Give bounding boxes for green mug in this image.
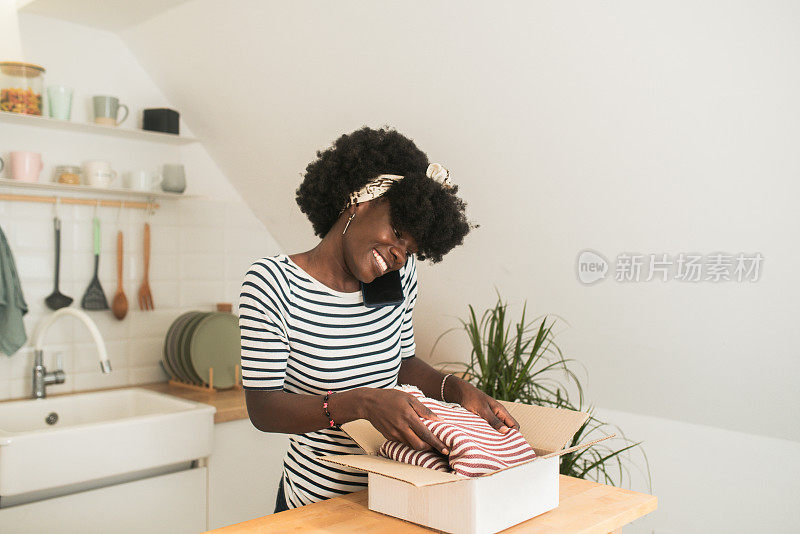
[93,95,128,126]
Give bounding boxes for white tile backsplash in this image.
[180,254,226,280]
[0,375,12,399]
[225,202,262,229]
[225,254,259,284]
[148,225,180,254]
[142,204,180,226]
[127,309,178,339]
[78,312,130,342]
[67,220,95,253]
[127,364,169,385]
[148,253,180,281]
[9,199,59,221]
[180,226,226,254]
[12,217,54,252]
[224,226,264,255]
[10,378,30,399]
[14,253,52,283]
[128,337,163,367]
[0,198,281,401]
[225,281,244,315]
[74,340,127,372]
[147,281,181,308]
[180,280,226,309]
[72,368,130,391]
[180,199,230,227]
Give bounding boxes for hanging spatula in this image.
[45,216,73,310]
[81,216,109,310]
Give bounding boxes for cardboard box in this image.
[321,400,613,534]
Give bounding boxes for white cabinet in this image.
[0,466,206,534]
[208,419,289,530]
[0,417,290,533]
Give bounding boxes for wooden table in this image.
[206,475,657,533]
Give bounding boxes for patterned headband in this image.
[340,163,453,214]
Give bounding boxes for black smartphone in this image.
[361,270,404,308]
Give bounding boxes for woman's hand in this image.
[362,388,450,455]
[448,378,520,434]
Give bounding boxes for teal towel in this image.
[0,224,28,356]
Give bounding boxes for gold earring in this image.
[342,212,355,235]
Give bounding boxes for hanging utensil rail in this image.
[0,193,159,210]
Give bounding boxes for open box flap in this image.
[319,453,468,487]
[539,433,616,460]
[498,400,590,453]
[340,418,385,455]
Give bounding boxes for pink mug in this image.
[5,151,44,182]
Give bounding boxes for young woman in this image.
[239,126,519,512]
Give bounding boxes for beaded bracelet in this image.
[440,373,453,402]
[323,390,337,428]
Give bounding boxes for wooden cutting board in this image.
[204,475,656,533]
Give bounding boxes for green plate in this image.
[165,311,200,383]
[178,312,208,385]
[189,312,240,389]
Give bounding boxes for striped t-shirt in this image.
[380,385,537,477]
[238,252,418,509]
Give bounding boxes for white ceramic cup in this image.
[83,160,117,188]
[124,169,163,191]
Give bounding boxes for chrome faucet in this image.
[32,308,112,399]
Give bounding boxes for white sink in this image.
[0,388,216,498]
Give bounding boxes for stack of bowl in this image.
[162,311,240,389]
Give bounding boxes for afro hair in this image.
[295,126,478,264]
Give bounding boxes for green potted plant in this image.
[431,289,652,491]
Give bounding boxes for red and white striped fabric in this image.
[378,385,536,477]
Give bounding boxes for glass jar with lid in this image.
[54,165,82,185]
[0,62,46,115]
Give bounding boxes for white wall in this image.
[113,2,800,532]
[0,14,280,399]
[118,0,800,442]
[5,3,799,532]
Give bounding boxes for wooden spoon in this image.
[111,230,128,320]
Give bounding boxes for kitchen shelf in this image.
[0,179,193,200]
[0,111,199,145]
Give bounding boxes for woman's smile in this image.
[372,248,388,275]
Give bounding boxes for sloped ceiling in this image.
[17,1,800,442]
[18,0,193,31]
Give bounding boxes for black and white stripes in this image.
[239,253,418,508]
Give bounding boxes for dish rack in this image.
[162,304,244,394]
[167,364,244,393]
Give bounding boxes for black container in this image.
[143,108,179,135]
